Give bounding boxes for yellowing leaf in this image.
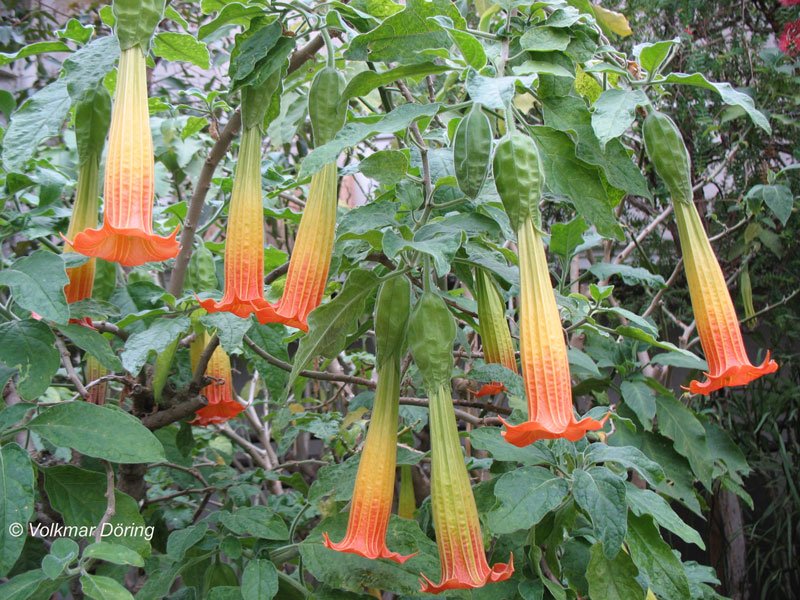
[594,5,633,38]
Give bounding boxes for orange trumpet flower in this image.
[673,200,778,394]
[198,125,278,319]
[473,268,518,397]
[189,332,244,426]
[69,47,179,266]
[501,220,606,447]
[258,162,338,331]
[64,156,100,304]
[421,381,514,593]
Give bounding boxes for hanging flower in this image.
[779,1,800,7]
[189,332,244,426]
[64,157,100,304]
[473,268,518,397]
[198,125,279,320]
[324,277,412,562]
[501,220,607,447]
[779,19,800,57]
[673,200,778,394]
[258,162,338,331]
[68,47,179,267]
[420,382,514,593]
[84,355,107,405]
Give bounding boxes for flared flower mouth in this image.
[190,398,244,426]
[475,382,506,397]
[322,532,416,564]
[68,225,179,267]
[688,351,778,395]
[255,303,310,331]
[198,294,278,321]
[501,412,609,447]
[419,555,514,594]
[190,333,245,426]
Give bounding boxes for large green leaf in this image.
[586,543,645,600]
[0,444,35,576]
[201,312,251,355]
[120,316,191,374]
[626,513,691,600]
[28,403,165,463]
[625,484,705,549]
[57,323,123,372]
[287,269,381,391]
[470,427,555,465]
[62,35,120,100]
[572,467,627,558]
[341,62,450,100]
[584,443,665,487]
[591,89,649,148]
[656,395,713,489]
[486,466,570,534]
[219,507,289,540]
[152,32,209,68]
[113,0,166,51]
[44,465,150,555]
[81,574,135,600]
[619,380,657,431]
[0,251,69,323]
[0,41,70,67]
[242,559,278,600]
[0,320,60,400]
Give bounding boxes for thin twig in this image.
[94,461,116,543]
[55,337,88,399]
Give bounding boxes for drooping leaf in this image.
[586,543,645,600]
[0,320,60,400]
[486,466,570,534]
[625,484,705,549]
[656,395,713,489]
[241,559,279,600]
[0,444,35,576]
[152,32,210,68]
[572,467,627,558]
[57,323,123,372]
[626,513,692,600]
[0,250,69,323]
[120,316,191,374]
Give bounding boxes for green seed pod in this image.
[492,133,543,231]
[741,264,757,330]
[642,111,693,204]
[453,103,493,199]
[408,292,456,388]
[153,336,180,404]
[375,276,411,369]
[309,66,347,146]
[188,243,219,292]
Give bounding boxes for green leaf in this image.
[0,41,71,67]
[0,570,62,600]
[431,17,486,69]
[592,89,650,148]
[530,127,624,240]
[152,32,209,68]
[584,443,665,487]
[219,507,289,540]
[242,559,278,600]
[2,80,71,172]
[342,150,409,187]
[549,216,588,259]
[572,467,627,558]
[308,455,360,504]
[62,36,120,101]
[0,320,60,400]
[486,465,570,534]
[345,0,465,64]
[120,316,191,374]
[382,229,459,277]
[167,523,208,560]
[470,427,555,465]
[341,62,450,101]
[568,347,603,379]
[661,72,771,133]
[44,465,150,556]
[0,403,33,431]
[626,513,692,600]
[81,573,134,600]
[57,324,122,372]
[520,27,571,51]
[58,18,95,43]
[198,2,264,40]
[75,85,112,165]
[745,184,794,226]
[633,38,679,74]
[200,313,251,355]
[0,251,69,323]
[625,484,705,549]
[287,270,381,390]
[465,69,534,110]
[0,444,35,576]
[467,362,525,397]
[620,380,657,430]
[113,0,166,51]
[244,323,289,401]
[656,394,713,489]
[83,542,145,567]
[586,543,645,600]
[300,103,441,178]
[615,325,703,365]
[28,403,165,463]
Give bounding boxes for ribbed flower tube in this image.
[259,162,338,331]
[501,219,606,447]
[64,156,100,304]
[474,268,518,397]
[673,200,778,394]
[69,47,179,266]
[324,276,411,562]
[189,333,244,426]
[421,382,514,593]
[199,126,277,319]
[84,354,107,406]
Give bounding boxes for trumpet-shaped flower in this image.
[198,126,278,319]
[474,268,518,397]
[69,47,179,266]
[84,355,107,405]
[673,200,778,394]
[323,363,414,562]
[258,162,338,331]
[501,220,607,447]
[189,333,244,426]
[420,382,514,593]
[64,157,100,304]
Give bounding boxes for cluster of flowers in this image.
[779,0,800,57]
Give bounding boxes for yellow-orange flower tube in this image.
[64,156,100,304]
[189,332,244,426]
[674,200,778,394]
[501,220,606,447]
[474,268,518,397]
[259,162,338,331]
[69,47,179,266]
[198,126,278,319]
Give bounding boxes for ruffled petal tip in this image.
[419,555,514,594]
[500,413,609,447]
[190,400,244,426]
[67,225,179,267]
[688,352,778,395]
[322,533,416,564]
[255,305,310,332]
[475,382,505,397]
[197,295,275,321]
